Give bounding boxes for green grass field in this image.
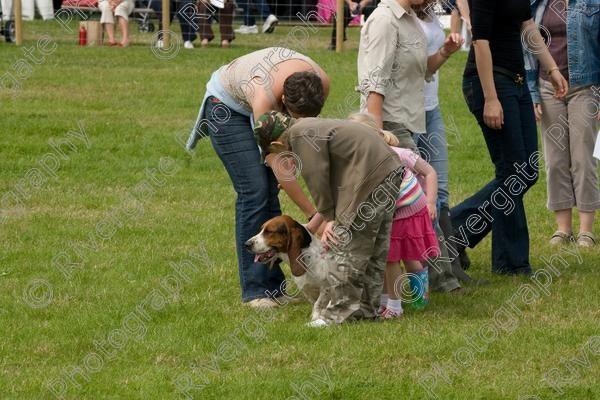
[1,19,599,400]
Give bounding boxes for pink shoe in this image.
[377,304,387,315]
[380,308,403,320]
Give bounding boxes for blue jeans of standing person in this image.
[152,0,197,42]
[242,0,272,26]
[203,96,286,301]
[414,106,450,216]
[452,73,538,275]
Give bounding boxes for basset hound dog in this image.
[245,215,332,322]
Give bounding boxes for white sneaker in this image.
[306,318,332,328]
[155,39,163,47]
[262,14,278,33]
[246,298,278,309]
[235,25,258,34]
[184,40,194,49]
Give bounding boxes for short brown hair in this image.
[283,72,325,117]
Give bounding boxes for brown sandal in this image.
[549,231,573,246]
[577,232,596,248]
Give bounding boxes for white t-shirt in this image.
[418,18,445,111]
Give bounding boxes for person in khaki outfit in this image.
[254,112,402,327]
[525,0,599,248]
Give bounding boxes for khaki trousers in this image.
[539,79,599,212]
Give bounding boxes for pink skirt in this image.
[387,206,441,262]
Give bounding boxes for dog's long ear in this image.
[287,221,309,276]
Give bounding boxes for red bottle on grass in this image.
[79,26,87,46]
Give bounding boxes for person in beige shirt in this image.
[357,0,462,148]
[187,48,330,309]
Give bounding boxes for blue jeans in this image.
[452,73,538,275]
[415,106,450,208]
[242,0,272,26]
[203,96,286,301]
[152,0,198,42]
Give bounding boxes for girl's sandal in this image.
[577,232,596,248]
[549,231,572,246]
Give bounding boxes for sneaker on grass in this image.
[246,298,278,308]
[306,318,332,328]
[235,25,258,34]
[262,14,278,33]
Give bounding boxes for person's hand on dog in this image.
[305,212,324,234]
[315,220,328,237]
[321,221,339,252]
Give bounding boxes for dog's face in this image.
[245,216,290,264]
[245,215,312,275]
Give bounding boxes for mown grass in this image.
[0,19,599,400]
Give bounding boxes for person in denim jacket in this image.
[524,0,600,248]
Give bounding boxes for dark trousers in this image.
[203,97,286,301]
[452,73,538,275]
[240,0,272,26]
[152,0,198,42]
[330,0,378,46]
[198,0,235,42]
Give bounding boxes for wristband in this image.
[307,212,317,222]
[547,66,560,75]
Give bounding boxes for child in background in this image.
[348,113,440,319]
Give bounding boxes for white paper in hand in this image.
[210,0,225,8]
[594,130,600,160]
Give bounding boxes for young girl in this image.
[349,113,440,319]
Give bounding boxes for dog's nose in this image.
[244,239,253,250]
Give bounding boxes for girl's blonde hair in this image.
[347,112,400,147]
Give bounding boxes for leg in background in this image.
[197,0,215,42]
[113,0,133,46]
[177,0,198,43]
[117,16,129,46]
[99,1,116,44]
[244,0,256,26]
[386,262,402,300]
[579,210,596,236]
[330,1,352,48]
[539,78,573,236]
[322,176,398,324]
[153,0,177,37]
[404,260,429,309]
[381,261,403,318]
[565,84,600,239]
[255,0,272,20]
[554,208,573,235]
[419,107,463,290]
[453,75,537,274]
[219,0,236,44]
[361,208,395,315]
[487,75,538,273]
[204,98,285,302]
